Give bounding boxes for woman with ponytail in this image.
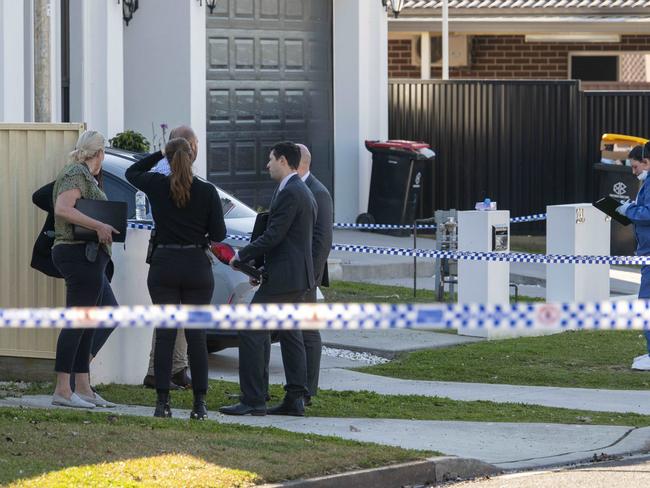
[126,137,226,420]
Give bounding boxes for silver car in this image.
[101,148,257,352]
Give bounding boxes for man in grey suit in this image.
[296,144,333,406]
[219,141,317,417]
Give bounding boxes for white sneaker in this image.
[633,353,649,363]
[77,392,117,408]
[52,393,95,409]
[632,355,650,371]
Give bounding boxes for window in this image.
[103,172,137,219]
[571,55,618,82]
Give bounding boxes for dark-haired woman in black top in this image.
[126,138,226,420]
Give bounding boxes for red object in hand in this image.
[210,242,235,265]
[210,242,263,281]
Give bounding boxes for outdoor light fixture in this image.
[206,0,218,14]
[388,0,405,18]
[120,0,139,26]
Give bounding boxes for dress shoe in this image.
[171,368,192,389]
[218,402,266,416]
[143,374,181,390]
[190,394,208,420]
[52,393,95,409]
[267,396,305,416]
[77,391,116,408]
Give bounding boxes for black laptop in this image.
[73,199,128,242]
[594,197,632,226]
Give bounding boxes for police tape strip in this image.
[333,222,437,230]
[509,213,547,223]
[2,300,650,331]
[126,223,647,265]
[330,243,650,265]
[126,212,547,233]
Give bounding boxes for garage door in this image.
[206,0,333,209]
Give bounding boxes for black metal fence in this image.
[388,80,650,233]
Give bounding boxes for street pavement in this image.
[452,455,650,487]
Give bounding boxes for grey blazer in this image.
[238,174,317,296]
[305,173,333,287]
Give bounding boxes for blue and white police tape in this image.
[3,300,650,331]
[127,212,547,233]
[333,222,437,230]
[510,213,547,223]
[330,243,650,266]
[125,222,646,266]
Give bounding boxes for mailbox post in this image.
[546,204,610,303]
[457,210,510,338]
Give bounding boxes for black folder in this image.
[594,197,632,226]
[249,212,269,268]
[73,199,128,242]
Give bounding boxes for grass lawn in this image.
[16,378,650,429]
[360,330,650,390]
[323,280,440,303]
[324,280,542,305]
[0,407,430,487]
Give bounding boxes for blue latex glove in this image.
[616,200,632,216]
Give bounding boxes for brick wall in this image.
[388,35,650,86]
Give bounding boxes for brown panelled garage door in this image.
[206,0,333,209]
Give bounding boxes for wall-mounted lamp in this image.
[383,0,405,18]
[118,0,139,26]
[206,0,218,14]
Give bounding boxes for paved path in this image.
[1,395,649,470]
[210,348,650,415]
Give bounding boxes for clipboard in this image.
[594,197,632,226]
[73,199,128,242]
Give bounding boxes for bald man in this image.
[295,143,333,405]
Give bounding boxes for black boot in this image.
[267,395,305,416]
[190,393,208,420]
[154,390,172,418]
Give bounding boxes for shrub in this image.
[109,130,151,153]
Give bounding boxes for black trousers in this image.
[52,244,117,374]
[302,287,321,397]
[239,289,308,407]
[148,248,213,394]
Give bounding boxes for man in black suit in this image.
[296,144,333,406]
[219,141,317,417]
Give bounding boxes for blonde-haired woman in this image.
[51,130,119,409]
[126,138,226,419]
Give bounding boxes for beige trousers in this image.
[146,329,188,376]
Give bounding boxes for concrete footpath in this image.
[210,344,650,416]
[1,394,649,472]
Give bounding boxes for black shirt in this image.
[125,150,226,245]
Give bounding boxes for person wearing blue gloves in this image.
[617,142,650,370]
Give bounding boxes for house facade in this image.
[0,0,389,223]
[389,0,650,89]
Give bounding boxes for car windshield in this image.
[102,150,257,220]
